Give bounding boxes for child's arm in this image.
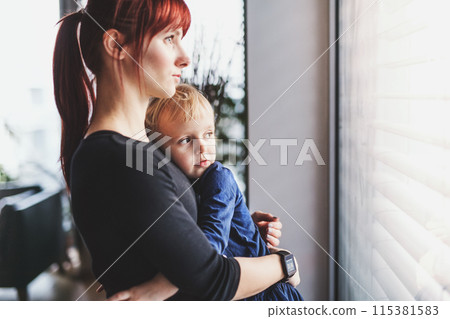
[197,166,237,254]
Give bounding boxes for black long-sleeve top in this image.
[70,130,240,300]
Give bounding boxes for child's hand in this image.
[251,211,282,247]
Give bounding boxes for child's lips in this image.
[199,160,209,167]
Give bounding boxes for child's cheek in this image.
[172,148,191,167]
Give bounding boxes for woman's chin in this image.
[149,86,176,99]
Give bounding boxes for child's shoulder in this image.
[196,162,244,198]
[200,162,236,186]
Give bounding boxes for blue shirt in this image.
[196,162,269,258]
[194,162,303,301]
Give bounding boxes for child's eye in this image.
[205,132,214,138]
[179,137,191,144]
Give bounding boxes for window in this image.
[0,1,61,185]
[184,0,247,192]
[338,0,450,300]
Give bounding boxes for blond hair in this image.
[145,84,213,131]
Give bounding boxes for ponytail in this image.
[53,11,95,188]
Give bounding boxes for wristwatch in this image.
[275,250,297,282]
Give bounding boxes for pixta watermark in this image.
[126,130,325,176]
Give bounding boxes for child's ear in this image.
[102,29,127,60]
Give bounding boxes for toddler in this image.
[146,84,303,301]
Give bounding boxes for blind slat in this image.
[370,172,450,236]
[377,94,450,100]
[372,249,415,301]
[373,194,450,289]
[372,121,450,150]
[379,56,448,68]
[378,20,427,40]
[372,147,450,196]
[373,221,448,300]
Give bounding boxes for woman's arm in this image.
[115,159,243,300]
[108,253,300,301]
[107,255,283,301]
[232,254,284,300]
[107,147,294,300]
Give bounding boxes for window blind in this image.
[338,0,450,300]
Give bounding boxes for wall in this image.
[246,0,330,300]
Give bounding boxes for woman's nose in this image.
[176,45,191,69]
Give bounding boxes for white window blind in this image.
[338,0,450,300]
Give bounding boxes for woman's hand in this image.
[251,211,282,248]
[107,272,178,301]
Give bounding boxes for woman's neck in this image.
[86,75,150,142]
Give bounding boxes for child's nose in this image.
[193,139,204,155]
[199,143,208,153]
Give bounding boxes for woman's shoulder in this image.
[77,129,148,153]
[74,130,122,154]
[73,130,168,168]
[71,130,188,189]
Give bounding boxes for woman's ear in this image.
[103,29,127,60]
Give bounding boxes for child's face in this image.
[158,106,216,179]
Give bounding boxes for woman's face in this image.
[141,27,190,98]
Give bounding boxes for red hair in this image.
[53,0,191,187]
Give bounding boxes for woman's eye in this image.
[179,137,191,144]
[165,35,174,44]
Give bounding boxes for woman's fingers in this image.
[107,291,132,301]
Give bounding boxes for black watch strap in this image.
[275,250,296,283]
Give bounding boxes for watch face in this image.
[286,257,296,274]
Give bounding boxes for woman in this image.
[53,0,299,300]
